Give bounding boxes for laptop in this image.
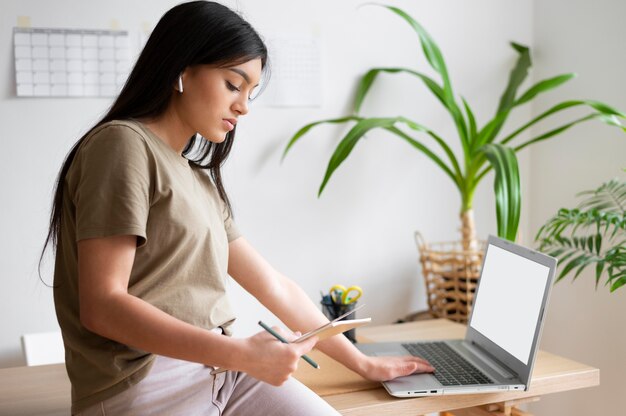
[356,235,557,397]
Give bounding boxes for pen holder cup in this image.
[320,297,357,343]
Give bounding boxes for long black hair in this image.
[41,1,268,267]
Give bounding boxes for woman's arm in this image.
[227,237,434,381]
[77,234,317,386]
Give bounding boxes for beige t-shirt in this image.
[53,120,241,413]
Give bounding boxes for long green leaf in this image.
[610,276,626,292]
[384,125,460,188]
[462,97,478,141]
[608,247,626,291]
[352,67,470,155]
[394,117,461,179]
[474,112,615,185]
[558,249,579,265]
[353,67,445,114]
[481,143,521,241]
[573,261,593,281]
[473,43,531,151]
[375,5,469,148]
[496,43,531,115]
[557,254,591,282]
[474,111,509,152]
[317,118,457,195]
[379,5,451,95]
[500,100,626,145]
[473,74,576,153]
[282,116,362,161]
[513,114,598,152]
[596,261,606,288]
[515,73,577,106]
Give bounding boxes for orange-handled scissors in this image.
[329,284,363,305]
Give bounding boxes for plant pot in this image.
[415,232,486,324]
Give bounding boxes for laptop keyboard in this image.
[402,342,493,386]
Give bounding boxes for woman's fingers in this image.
[272,326,299,343]
[413,356,433,367]
[412,359,435,373]
[412,356,435,372]
[291,335,318,356]
[359,355,435,381]
[391,357,434,378]
[239,326,319,386]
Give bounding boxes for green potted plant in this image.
[283,4,625,248]
[282,5,625,321]
[536,176,626,292]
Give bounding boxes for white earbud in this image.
[177,75,184,93]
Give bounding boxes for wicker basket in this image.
[415,232,486,323]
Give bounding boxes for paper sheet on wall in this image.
[256,34,322,107]
[13,27,131,98]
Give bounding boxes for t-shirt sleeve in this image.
[71,124,152,246]
[223,200,241,243]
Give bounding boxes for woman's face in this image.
[177,58,262,143]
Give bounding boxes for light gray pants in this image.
[78,355,340,416]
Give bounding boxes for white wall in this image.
[529,0,626,414]
[0,0,534,368]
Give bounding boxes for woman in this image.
[43,2,434,414]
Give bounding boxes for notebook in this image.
[356,235,557,397]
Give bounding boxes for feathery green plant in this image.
[282,4,626,248]
[536,179,626,292]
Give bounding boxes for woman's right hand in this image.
[237,327,318,386]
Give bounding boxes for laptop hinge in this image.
[463,341,517,380]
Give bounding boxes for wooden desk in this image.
[0,320,599,416]
[295,319,600,415]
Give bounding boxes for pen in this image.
[258,321,320,370]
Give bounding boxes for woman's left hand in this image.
[357,355,435,381]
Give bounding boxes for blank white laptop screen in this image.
[470,244,550,364]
